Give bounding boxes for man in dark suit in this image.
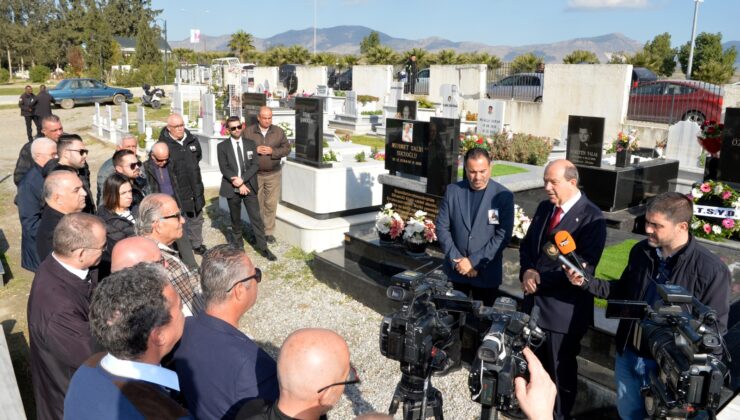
[28,213,106,420]
[37,170,88,261]
[217,116,276,261]
[436,147,514,305]
[519,159,606,420]
[172,245,279,419]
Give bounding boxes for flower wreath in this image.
[688,181,740,240]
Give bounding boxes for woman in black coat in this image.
[97,173,137,277]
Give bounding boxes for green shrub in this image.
[489,133,552,166]
[417,97,435,109]
[360,110,382,115]
[30,65,51,83]
[357,94,379,104]
[112,63,174,87]
[0,68,9,83]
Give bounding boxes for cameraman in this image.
[516,347,558,420]
[565,192,731,420]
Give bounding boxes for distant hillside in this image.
[170,25,643,63]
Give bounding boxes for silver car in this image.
[486,72,543,102]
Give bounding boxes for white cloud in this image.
[567,0,650,9]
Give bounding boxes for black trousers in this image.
[451,283,499,306]
[24,116,35,142]
[226,193,267,250]
[535,328,584,420]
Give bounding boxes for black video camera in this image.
[607,284,728,418]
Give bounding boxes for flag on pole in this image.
[190,29,201,44]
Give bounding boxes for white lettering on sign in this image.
[694,205,740,219]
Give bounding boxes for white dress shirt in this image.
[100,353,180,391]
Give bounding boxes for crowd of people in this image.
[13,94,731,419]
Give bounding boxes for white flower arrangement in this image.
[375,203,404,239]
[512,204,531,239]
[403,210,437,244]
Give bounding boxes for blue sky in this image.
[153,0,739,47]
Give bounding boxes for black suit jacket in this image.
[519,194,606,334]
[37,206,65,262]
[217,137,259,198]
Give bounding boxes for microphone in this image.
[553,231,591,285]
[542,242,583,276]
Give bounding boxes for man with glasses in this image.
[172,244,279,419]
[37,170,89,262]
[237,328,354,420]
[112,149,148,209]
[138,194,204,316]
[160,113,207,255]
[244,106,291,245]
[14,114,65,186]
[96,133,138,206]
[565,192,730,420]
[44,134,95,214]
[27,213,106,420]
[218,116,276,261]
[17,137,57,272]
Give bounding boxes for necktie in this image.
[236,141,247,178]
[548,206,563,233]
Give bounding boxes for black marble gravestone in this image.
[566,115,605,168]
[427,117,460,197]
[242,92,266,128]
[385,118,429,176]
[397,99,417,120]
[719,107,740,186]
[289,97,330,168]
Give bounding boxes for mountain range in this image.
[171,25,740,65]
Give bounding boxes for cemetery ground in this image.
[0,105,489,419]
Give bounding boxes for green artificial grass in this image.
[593,239,638,308]
[350,135,385,150]
[456,164,528,179]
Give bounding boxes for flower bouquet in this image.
[459,131,492,156]
[512,205,532,241]
[375,203,404,243]
[611,129,639,167]
[688,181,740,241]
[403,210,437,254]
[697,120,723,156]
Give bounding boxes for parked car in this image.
[49,78,133,109]
[414,68,430,94]
[329,68,352,91]
[631,67,658,88]
[627,80,723,125]
[486,73,544,102]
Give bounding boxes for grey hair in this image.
[136,193,169,235]
[200,244,250,306]
[53,213,104,257]
[43,170,75,202]
[119,133,137,147]
[31,137,55,158]
[545,160,580,183]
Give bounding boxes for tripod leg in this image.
[433,389,443,420]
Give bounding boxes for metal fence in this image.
[485,63,544,102]
[625,79,724,125]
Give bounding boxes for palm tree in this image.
[340,54,359,69]
[364,45,398,65]
[511,52,544,73]
[435,49,457,65]
[400,48,429,67]
[563,50,600,64]
[228,30,255,62]
[285,45,310,64]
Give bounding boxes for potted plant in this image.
[697,120,723,180]
[375,203,404,244]
[402,210,437,255]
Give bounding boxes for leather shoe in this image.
[258,248,277,261]
[266,235,276,244]
[193,245,207,255]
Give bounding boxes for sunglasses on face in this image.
[159,212,182,221]
[129,161,142,170]
[153,156,169,163]
[228,124,243,131]
[68,149,89,156]
[226,267,263,292]
[316,365,360,393]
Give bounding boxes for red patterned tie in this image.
[548,207,563,233]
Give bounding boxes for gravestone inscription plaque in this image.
[385,118,429,176]
[566,115,605,167]
[290,97,330,168]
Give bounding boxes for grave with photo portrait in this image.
[289,97,330,168]
[242,92,267,128]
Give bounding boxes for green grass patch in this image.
[350,135,385,150]
[284,246,315,263]
[593,239,637,308]
[457,164,528,179]
[128,99,172,123]
[0,84,56,96]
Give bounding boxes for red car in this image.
[627,80,723,125]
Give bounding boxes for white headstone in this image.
[94,102,101,125]
[477,99,506,136]
[120,102,129,132]
[440,84,459,119]
[145,126,152,141]
[316,85,329,96]
[202,93,216,136]
[666,120,703,170]
[171,89,184,116]
[344,91,358,117]
[106,105,113,128]
[137,105,146,133]
[390,82,404,105]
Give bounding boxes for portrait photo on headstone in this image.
[566,115,605,168]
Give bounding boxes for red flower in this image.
[476,138,483,144]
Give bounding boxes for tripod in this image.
[388,367,444,420]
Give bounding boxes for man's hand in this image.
[515,347,557,420]
[238,185,249,195]
[466,268,478,278]
[230,176,243,187]
[453,257,473,276]
[521,269,540,295]
[256,145,273,155]
[563,263,587,287]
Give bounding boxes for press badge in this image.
[488,209,499,225]
[189,145,197,152]
[247,151,254,160]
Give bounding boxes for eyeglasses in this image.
[68,149,89,156]
[228,125,243,131]
[129,161,142,170]
[152,155,169,163]
[226,267,263,292]
[317,365,360,393]
[159,212,182,221]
